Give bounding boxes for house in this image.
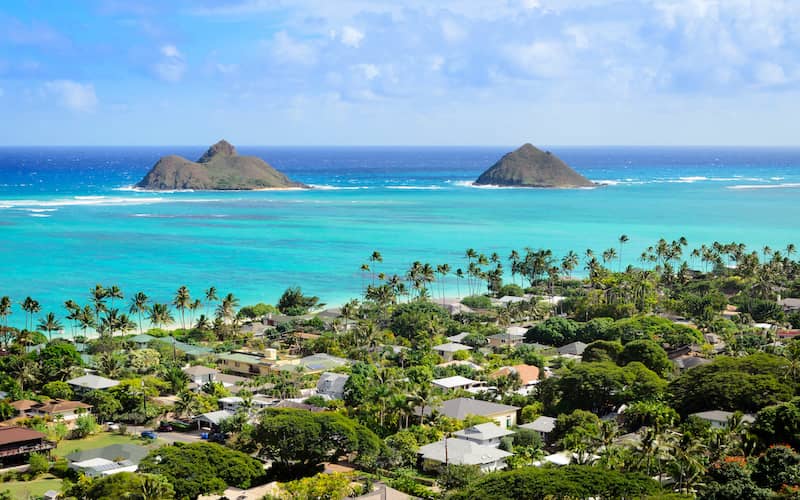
[8,400,39,418]
[453,422,514,448]
[445,303,473,315]
[437,360,483,371]
[432,343,472,362]
[217,395,275,413]
[194,410,235,430]
[67,374,120,395]
[505,326,528,336]
[779,298,800,313]
[217,352,275,377]
[273,353,351,374]
[557,341,587,357]
[672,355,712,371]
[421,397,520,428]
[183,365,220,389]
[0,427,55,465]
[272,400,325,412]
[351,482,411,500]
[418,438,512,472]
[432,376,485,392]
[778,329,800,340]
[27,400,93,421]
[126,334,157,349]
[316,372,349,400]
[487,333,525,348]
[197,482,282,500]
[67,444,148,478]
[447,332,471,343]
[490,364,540,389]
[690,410,756,429]
[153,336,215,359]
[519,415,556,443]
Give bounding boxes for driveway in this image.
[126,425,204,445]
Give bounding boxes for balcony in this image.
[0,441,56,458]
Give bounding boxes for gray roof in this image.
[673,356,712,370]
[418,438,512,465]
[557,341,587,356]
[67,374,120,390]
[519,415,556,433]
[183,365,220,377]
[690,410,755,424]
[779,298,800,308]
[423,397,519,419]
[453,422,514,441]
[447,332,471,343]
[316,372,349,397]
[433,342,473,353]
[195,409,234,425]
[274,353,351,372]
[67,444,148,464]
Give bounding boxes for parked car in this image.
[141,430,157,440]
[106,422,120,431]
[208,432,229,443]
[157,422,173,432]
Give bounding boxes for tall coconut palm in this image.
[148,303,174,330]
[369,250,383,286]
[129,292,150,335]
[0,296,12,348]
[173,286,191,331]
[204,286,219,318]
[77,305,96,339]
[90,284,108,321]
[63,300,80,339]
[107,285,123,310]
[618,234,629,272]
[188,299,202,327]
[561,251,579,279]
[21,297,40,331]
[37,312,63,342]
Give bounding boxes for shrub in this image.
[460,295,493,309]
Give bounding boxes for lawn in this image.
[53,432,162,458]
[0,475,62,499]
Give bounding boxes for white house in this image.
[316,372,349,400]
[418,438,512,472]
[453,422,514,448]
[217,395,274,413]
[690,410,755,429]
[432,376,485,392]
[519,415,556,443]
[432,343,472,362]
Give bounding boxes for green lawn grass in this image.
[53,432,162,458]
[0,476,62,499]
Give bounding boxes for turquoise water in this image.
[1,146,799,329]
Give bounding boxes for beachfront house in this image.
[453,422,514,448]
[126,334,157,350]
[432,376,486,393]
[432,343,472,362]
[67,374,120,396]
[421,397,520,428]
[690,410,756,429]
[519,415,557,443]
[418,438,512,472]
[183,365,220,389]
[0,427,55,466]
[273,353,351,374]
[217,351,276,377]
[194,410,235,431]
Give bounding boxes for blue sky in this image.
[1,0,799,145]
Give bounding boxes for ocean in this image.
[1,146,799,330]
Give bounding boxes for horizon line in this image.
[3,144,800,148]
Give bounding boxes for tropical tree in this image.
[0,296,12,347]
[37,312,63,342]
[129,291,150,334]
[173,286,191,331]
[148,303,174,330]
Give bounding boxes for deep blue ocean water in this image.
[1,146,799,330]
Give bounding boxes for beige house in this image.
[420,397,519,428]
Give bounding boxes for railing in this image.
[0,441,56,458]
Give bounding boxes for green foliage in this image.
[237,302,278,319]
[254,409,381,478]
[520,402,544,424]
[669,353,795,415]
[609,315,703,346]
[128,348,161,374]
[623,400,679,432]
[277,287,320,316]
[283,472,355,499]
[460,295,493,309]
[384,430,420,467]
[42,380,74,400]
[752,397,800,449]
[733,295,785,323]
[27,452,49,476]
[86,471,175,500]
[139,442,264,499]
[582,339,623,363]
[448,465,661,499]
[618,339,672,377]
[83,390,123,422]
[551,410,601,445]
[72,414,100,438]
[0,401,15,421]
[34,340,82,383]
[497,284,524,297]
[678,291,728,319]
[525,317,579,346]
[700,461,773,500]
[389,302,451,344]
[437,464,482,491]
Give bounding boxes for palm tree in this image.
[63,300,80,339]
[561,251,579,279]
[173,286,191,331]
[0,296,12,348]
[194,314,213,330]
[107,285,123,309]
[602,247,618,267]
[77,305,96,339]
[148,303,174,330]
[618,234,629,272]
[37,312,63,342]
[369,250,383,286]
[163,366,189,394]
[21,297,38,331]
[129,292,150,334]
[204,286,219,318]
[90,284,108,320]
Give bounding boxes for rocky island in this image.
[474,143,595,188]
[136,140,307,190]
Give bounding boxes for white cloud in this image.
[354,63,380,80]
[440,19,467,43]
[270,31,317,65]
[153,44,187,82]
[43,80,98,112]
[340,26,365,47]
[505,40,570,78]
[755,62,787,86]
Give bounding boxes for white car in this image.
[106,422,120,431]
